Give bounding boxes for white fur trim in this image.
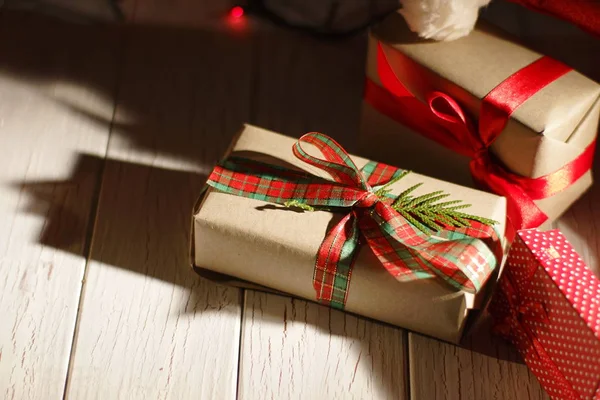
[399,0,491,41]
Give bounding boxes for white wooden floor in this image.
[1,2,599,399]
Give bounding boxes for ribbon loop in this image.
[427,91,481,155]
[293,132,369,190]
[428,92,468,126]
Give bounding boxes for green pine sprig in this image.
[388,174,498,235]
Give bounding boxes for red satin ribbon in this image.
[366,43,596,230]
[494,275,580,399]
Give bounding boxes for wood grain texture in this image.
[237,20,408,400]
[409,323,549,400]
[240,292,407,400]
[0,12,118,400]
[64,14,253,400]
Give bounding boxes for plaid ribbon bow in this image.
[207,132,502,309]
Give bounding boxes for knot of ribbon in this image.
[207,132,503,309]
[493,275,580,399]
[366,43,596,231]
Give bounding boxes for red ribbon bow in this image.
[366,43,596,230]
[494,274,580,399]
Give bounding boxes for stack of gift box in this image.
[190,12,600,399]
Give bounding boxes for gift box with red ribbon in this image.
[191,124,509,343]
[489,229,600,399]
[358,12,600,231]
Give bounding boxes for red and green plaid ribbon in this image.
[207,132,503,309]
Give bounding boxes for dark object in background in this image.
[505,0,600,37]
[250,0,400,35]
[3,0,122,23]
[4,0,400,33]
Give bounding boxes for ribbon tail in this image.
[362,202,498,293]
[358,205,436,281]
[470,157,548,230]
[313,212,361,309]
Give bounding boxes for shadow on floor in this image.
[5,9,410,400]
[13,153,216,308]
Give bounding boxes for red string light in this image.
[229,6,244,19]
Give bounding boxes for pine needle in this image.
[384,172,498,235]
[392,183,423,207]
[284,200,315,212]
[374,170,411,198]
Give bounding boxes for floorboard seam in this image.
[235,25,262,400]
[405,332,412,400]
[60,24,128,400]
[234,289,246,400]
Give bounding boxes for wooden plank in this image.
[237,22,408,399]
[409,322,549,400]
[0,11,118,400]
[241,292,407,400]
[64,17,253,400]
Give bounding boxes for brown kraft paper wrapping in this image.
[191,124,508,343]
[358,13,600,228]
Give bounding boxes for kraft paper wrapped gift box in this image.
[489,229,600,400]
[358,13,600,230]
[191,124,508,343]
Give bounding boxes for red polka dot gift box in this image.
[490,229,600,399]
